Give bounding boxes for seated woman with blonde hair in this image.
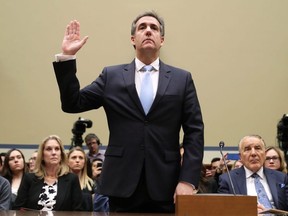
[68,146,94,211]
[14,135,82,211]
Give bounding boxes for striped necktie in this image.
[140,65,154,114]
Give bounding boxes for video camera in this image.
[71,117,93,148]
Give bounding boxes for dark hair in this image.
[211,157,220,164]
[2,149,27,183]
[0,152,6,157]
[0,152,6,166]
[131,11,165,37]
[84,133,101,145]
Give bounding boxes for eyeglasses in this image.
[265,156,279,161]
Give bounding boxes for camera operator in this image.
[84,133,105,164]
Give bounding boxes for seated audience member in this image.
[218,135,288,212]
[0,155,12,210]
[0,175,11,210]
[91,158,109,212]
[197,165,218,193]
[265,146,287,173]
[2,149,27,208]
[231,159,243,170]
[92,158,103,182]
[206,156,230,187]
[0,152,7,175]
[205,157,221,177]
[14,135,83,211]
[84,133,105,178]
[180,145,217,193]
[68,147,94,211]
[28,151,38,173]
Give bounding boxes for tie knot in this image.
[252,173,259,179]
[141,65,154,72]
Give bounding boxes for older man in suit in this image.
[218,135,288,212]
[53,11,204,213]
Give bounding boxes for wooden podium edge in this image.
[176,194,257,216]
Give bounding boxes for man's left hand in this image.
[173,182,196,203]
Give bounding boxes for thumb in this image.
[80,36,89,47]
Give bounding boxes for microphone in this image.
[219,141,236,195]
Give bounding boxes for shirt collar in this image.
[135,57,160,72]
[244,166,264,179]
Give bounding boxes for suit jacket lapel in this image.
[235,167,248,194]
[55,175,68,209]
[122,60,172,115]
[149,61,172,113]
[122,61,144,113]
[264,168,279,208]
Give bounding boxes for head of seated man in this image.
[239,135,266,173]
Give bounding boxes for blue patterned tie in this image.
[140,65,154,114]
[252,173,272,209]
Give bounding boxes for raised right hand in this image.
[61,20,89,55]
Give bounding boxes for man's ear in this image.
[160,36,165,47]
[131,36,135,46]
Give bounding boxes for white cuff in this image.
[55,53,76,62]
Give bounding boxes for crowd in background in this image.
[0,133,108,212]
[0,134,287,212]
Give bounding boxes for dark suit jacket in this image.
[53,59,204,201]
[14,173,82,211]
[218,166,288,210]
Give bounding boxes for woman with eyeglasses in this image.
[265,146,287,173]
[28,151,38,173]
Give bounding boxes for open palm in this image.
[61,20,88,55]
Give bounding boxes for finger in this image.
[65,20,78,36]
[72,20,79,35]
[75,20,80,36]
[69,20,75,35]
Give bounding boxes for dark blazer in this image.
[53,59,204,201]
[14,172,82,211]
[218,166,288,210]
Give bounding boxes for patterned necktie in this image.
[140,65,154,114]
[252,173,272,209]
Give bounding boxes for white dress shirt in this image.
[244,166,275,208]
[134,57,159,99]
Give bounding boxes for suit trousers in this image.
[108,166,175,213]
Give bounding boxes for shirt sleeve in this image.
[55,53,76,62]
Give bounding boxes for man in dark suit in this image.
[218,135,288,212]
[53,11,204,213]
